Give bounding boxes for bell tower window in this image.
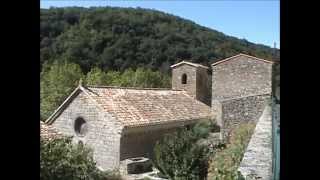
[182,74,187,84]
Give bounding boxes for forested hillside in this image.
[40,6,279,120]
[40,6,279,73]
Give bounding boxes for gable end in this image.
[211,53,274,66]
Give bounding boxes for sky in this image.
[40,1,279,48]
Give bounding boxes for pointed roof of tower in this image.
[171,61,209,69]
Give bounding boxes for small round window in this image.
[74,117,88,136]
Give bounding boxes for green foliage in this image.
[154,121,215,180]
[85,67,109,85]
[192,120,220,139]
[117,68,170,88]
[40,7,279,73]
[208,123,256,180]
[40,137,122,180]
[40,61,84,120]
[85,67,171,88]
[40,63,170,121]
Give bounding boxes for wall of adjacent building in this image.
[212,56,272,101]
[120,127,177,160]
[50,91,123,171]
[196,67,212,106]
[211,56,273,137]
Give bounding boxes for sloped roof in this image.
[211,53,274,66]
[85,86,213,128]
[40,121,62,140]
[170,61,209,69]
[46,85,213,128]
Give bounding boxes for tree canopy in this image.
[40,62,170,120]
[40,7,279,74]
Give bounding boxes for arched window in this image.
[74,117,88,136]
[182,74,187,84]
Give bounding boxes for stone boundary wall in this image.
[220,94,271,138]
[238,104,272,180]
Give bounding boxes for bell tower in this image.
[171,61,211,105]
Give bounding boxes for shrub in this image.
[153,121,216,180]
[40,137,122,180]
[208,123,255,180]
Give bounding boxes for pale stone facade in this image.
[211,54,273,137]
[48,91,123,170]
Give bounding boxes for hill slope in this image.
[40,7,279,73]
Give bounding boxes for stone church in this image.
[45,53,274,171]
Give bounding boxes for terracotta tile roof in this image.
[40,121,62,140]
[83,86,213,128]
[170,61,209,69]
[211,53,274,66]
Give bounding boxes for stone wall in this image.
[196,67,212,105]
[120,127,177,160]
[172,64,211,105]
[238,104,272,180]
[172,64,197,98]
[50,91,123,171]
[220,94,271,137]
[211,55,273,137]
[212,56,273,101]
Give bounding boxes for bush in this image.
[40,137,122,180]
[208,123,255,180]
[153,121,216,180]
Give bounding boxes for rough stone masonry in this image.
[211,54,273,138]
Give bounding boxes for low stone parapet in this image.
[238,104,272,180]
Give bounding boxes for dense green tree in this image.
[85,67,109,85]
[105,71,122,86]
[117,68,170,88]
[40,137,122,180]
[40,61,84,120]
[40,7,279,73]
[154,121,216,180]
